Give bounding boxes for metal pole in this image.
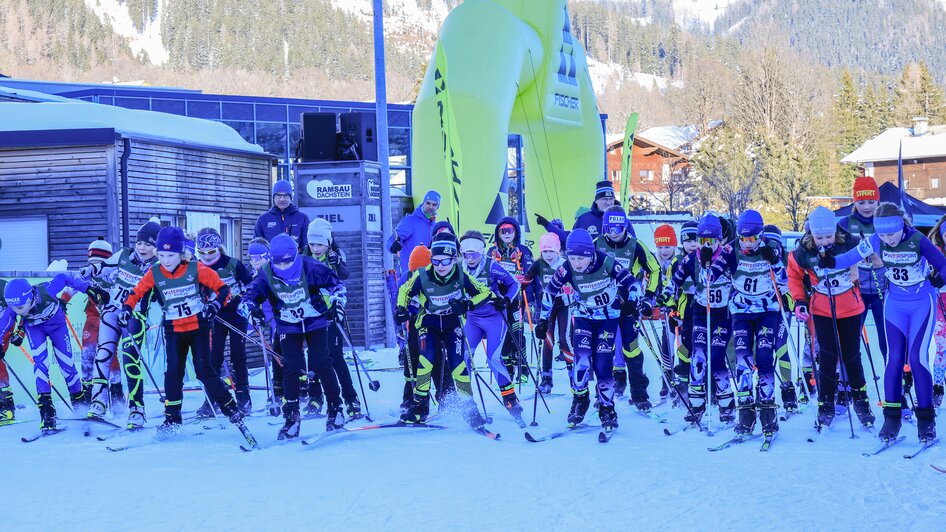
[374,0,395,348]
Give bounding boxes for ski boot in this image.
[734,403,756,435]
[659,372,672,400]
[157,409,183,439]
[278,400,301,440]
[934,384,944,408]
[87,399,108,419]
[673,379,689,407]
[463,402,488,430]
[303,396,324,417]
[878,405,902,441]
[325,402,345,431]
[537,373,553,395]
[346,398,363,419]
[801,369,816,396]
[38,393,56,431]
[127,404,145,430]
[400,395,429,425]
[613,369,628,397]
[502,391,524,426]
[599,403,618,430]
[631,398,653,413]
[196,398,221,419]
[816,401,835,429]
[518,369,530,385]
[718,396,736,424]
[567,391,591,427]
[684,403,705,425]
[0,387,14,425]
[902,403,914,423]
[70,388,90,413]
[759,400,779,436]
[780,382,798,413]
[851,388,876,428]
[915,406,936,443]
[835,385,850,408]
[109,382,125,412]
[235,386,253,416]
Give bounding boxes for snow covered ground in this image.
[3,329,944,530]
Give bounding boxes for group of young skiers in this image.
[1,175,944,451]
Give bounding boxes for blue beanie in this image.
[566,229,595,257]
[270,233,298,264]
[808,207,837,236]
[602,207,627,233]
[136,221,161,246]
[595,180,615,200]
[763,224,782,242]
[156,226,186,254]
[697,214,723,239]
[272,180,293,198]
[4,278,33,307]
[423,190,441,205]
[736,210,764,237]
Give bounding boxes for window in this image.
[0,216,48,270]
[932,178,940,189]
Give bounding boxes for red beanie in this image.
[408,245,431,272]
[852,176,879,202]
[654,224,677,247]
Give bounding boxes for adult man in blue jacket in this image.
[254,180,312,250]
[388,190,441,273]
[573,180,616,238]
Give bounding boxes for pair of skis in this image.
[242,421,500,451]
[707,432,778,452]
[524,423,615,443]
[862,437,940,459]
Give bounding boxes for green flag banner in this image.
[620,112,638,208]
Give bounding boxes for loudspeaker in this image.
[301,112,337,162]
[340,111,378,161]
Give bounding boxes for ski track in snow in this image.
[3,346,943,529]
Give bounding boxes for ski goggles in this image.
[430,257,454,267]
[698,237,718,246]
[605,224,625,235]
[499,226,516,235]
[248,254,269,262]
[739,235,760,243]
[461,251,482,261]
[196,248,219,256]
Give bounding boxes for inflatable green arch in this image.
[411,0,604,244]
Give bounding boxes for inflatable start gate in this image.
[411,0,604,244]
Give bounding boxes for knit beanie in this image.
[565,229,595,257]
[736,210,764,237]
[4,278,33,306]
[136,220,161,246]
[697,214,723,239]
[807,207,838,236]
[653,224,677,247]
[680,221,698,242]
[408,245,432,271]
[88,237,113,263]
[595,180,615,200]
[852,176,879,202]
[307,219,332,246]
[539,232,561,252]
[272,180,293,198]
[156,227,186,254]
[430,232,459,258]
[269,233,299,264]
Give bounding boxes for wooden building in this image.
[605,133,690,208]
[0,101,273,271]
[842,117,946,206]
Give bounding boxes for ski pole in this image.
[769,268,804,391]
[502,310,551,415]
[338,320,380,391]
[214,315,282,364]
[522,292,548,425]
[249,321,278,414]
[459,335,494,424]
[860,326,883,403]
[333,320,373,423]
[64,315,83,351]
[819,246,857,439]
[637,313,704,431]
[136,314,166,402]
[704,268,714,425]
[18,344,73,412]
[5,362,39,406]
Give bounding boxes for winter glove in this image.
[535,213,550,228]
[389,239,403,254]
[9,326,25,348]
[201,300,221,321]
[448,298,471,316]
[780,293,791,311]
[621,299,638,315]
[794,303,810,322]
[227,295,242,311]
[817,247,836,270]
[760,244,778,265]
[638,297,654,318]
[699,246,714,266]
[657,290,674,309]
[327,250,341,267]
[326,303,345,323]
[394,306,411,325]
[534,319,549,339]
[87,286,110,307]
[117,305,133,328]
[237,300,254,319]
[492,296,509,311]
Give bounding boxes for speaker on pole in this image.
[300,112,337,162]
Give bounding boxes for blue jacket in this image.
[388,206,436,272]
[573,203,606,238]
[0,274,88,336]
[254,204,311,250]
[243,257,346,335]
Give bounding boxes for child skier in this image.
[523,231,573,394]
[195,227,255,416]
[459,230,523,423]
[787,207,875,430]
[761,224,802,411]
[1,275,91,430]
[241,233,348,439]
[594,206,660,410]
[659,221,699,401]
[122,226,252,441]
[487,217,533,383]
[304,219,363,419]
[721,210,786,437]
[0,279,14,425]
[652,224,680,399]
[536,229,643,433]
[81,220,160,428]
[396,232,493,428]
[927,215,946,408]
[397,245,435,412]
[663,214,736,425]
[825,202,946,442]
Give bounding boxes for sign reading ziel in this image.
[306,179,352,200]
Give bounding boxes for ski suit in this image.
[463,254,518,395]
